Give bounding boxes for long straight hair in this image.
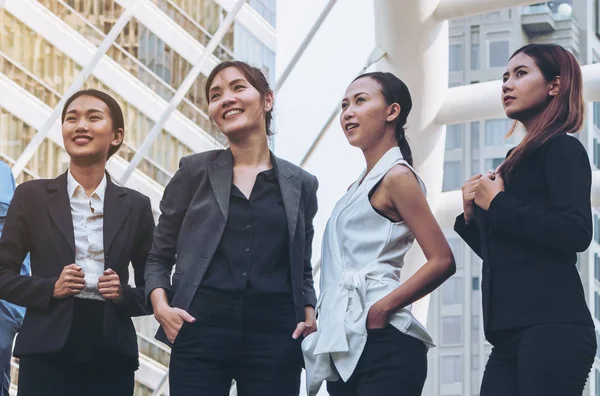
[499,44,584,182]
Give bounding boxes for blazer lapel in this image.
[46,172,75,258]
[103,176,130,265]
[274,155,301,244]
[208,149,233,221]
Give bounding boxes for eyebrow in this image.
[209,78,248,94]
[65,108,104,115]
[342,92,369,102]
[503,65,528,78]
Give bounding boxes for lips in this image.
[72,135,93,144]
[222,109,244,119]
[345,123,359,131]
[503,96,515,104]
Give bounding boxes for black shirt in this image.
[200,168,292,295]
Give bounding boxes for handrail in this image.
[0,153,41,179]
[0,50,62,98]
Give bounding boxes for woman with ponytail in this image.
[455,43,596,396]
[302,72,455,396]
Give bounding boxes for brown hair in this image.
[204,61,274,136]
[499,44,584,182]
[61,89,125,160]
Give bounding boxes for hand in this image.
[98,268,123,302]
[461,174,482,224]
[292,306,317,339]
[474,172,504,211]
[53,264,85,299]
[367,300,391,330]
[155,305,196,344]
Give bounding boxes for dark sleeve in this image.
[0,184,56,309]
[486,136,592,253]
[302,176,319,308]
[120,196,155,316]
[144,157,192,304]
[454,213,482,258]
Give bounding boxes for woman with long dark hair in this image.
[145,60,319,396]
[302,71,456,396]
[0,89,154,395]
[455,43,596,396]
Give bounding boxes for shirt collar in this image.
[67,170,107,202]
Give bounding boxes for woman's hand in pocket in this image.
[292,306,317,339]
[367,300,392,330]
[156,305,196,343]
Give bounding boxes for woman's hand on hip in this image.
[292,306,317,339]
[155,305,196,344]
[53,264,85,299]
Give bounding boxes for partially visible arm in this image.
[120,196,155,317]
[485,136,592,253]
[0,184,56,309]
[302,176,319,308]
[369,165,456,327]
[454,213,482,258]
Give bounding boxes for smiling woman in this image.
[0,88,155,396]
[145,60,320,396]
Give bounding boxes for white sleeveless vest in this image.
[302,147,434,396]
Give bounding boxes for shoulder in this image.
[381,164,420,188]
[544,133,586,154]
[180,149,225,167]
[0,161,11,176]
[275,156,317,187]
[120,186,151,206]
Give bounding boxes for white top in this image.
[302,147,434,395]
[67,170,107,301]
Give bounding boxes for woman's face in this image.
[62,95,123,163]
[340,77,394,150]
[501,52,556,121]
[207,66,272,139]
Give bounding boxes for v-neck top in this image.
[200,167,292,295]
[303,147,434,393]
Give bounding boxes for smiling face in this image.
[62,95,123,164]
[501,52,557,122]
[207,66,273,140]
[340,77,397,150]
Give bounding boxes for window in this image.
[471,159,480,175]
[472,276,480,291]
[471,317,480,344]
[485,158,504,172]
[442,277,463,305]
[441,355,463,384]
[595,292,600,321]
[471,121,480,150]
[484,119,512,146]
[596,332,600,360]
[471,43,480,70]
[446,124,463,150]
[442,316,463,345]
[595,368,600,396]
[449,44,463,72]
[595,215,600,244]
[595,254,600,283]
[489,41,510,68]
[594,102,600,131]
[443,161,462,191]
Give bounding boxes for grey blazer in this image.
[145,149,319,344]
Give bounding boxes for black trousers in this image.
[481,323,596,396]
[169,288,303,396]
[17,299,137,396]
[327,325,427,396]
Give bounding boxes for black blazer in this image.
[455,133,594,335]
[145,149,319,345]
[0,172,154,357]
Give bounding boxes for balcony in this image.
[521,4,558,33]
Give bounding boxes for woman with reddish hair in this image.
[456,43,596,396]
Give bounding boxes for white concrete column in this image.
[373,0,448,325]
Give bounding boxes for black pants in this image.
[327,325,427,396]
[481,323,596,396]
[17,299,137,396]
[169,288,303,396]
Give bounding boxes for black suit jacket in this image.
[0,172,154,357]
[455,133,594,336]
[145,149,319,345]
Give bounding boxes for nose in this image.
[75,119,88,132]
[502,78,513,94]
[343,106,355,120]
[221,92,236,108]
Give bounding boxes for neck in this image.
[69,160,106,196]
[362,133,397,174]
[228,132,271,168]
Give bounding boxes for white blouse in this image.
[67,171,106,301]
[302,147,434,395]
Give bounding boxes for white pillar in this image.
[373,0,448,326]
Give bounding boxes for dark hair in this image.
[204,60,274,136]
[500,43,584,182]
[353,72,413,166]
[61,89,125,160]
